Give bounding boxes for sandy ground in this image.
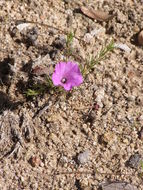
[0,0,143,189]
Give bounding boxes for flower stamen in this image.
[61,77,67,84]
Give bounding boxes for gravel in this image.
[0,0,143,189]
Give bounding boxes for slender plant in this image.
[25,39,115,96]
[80,40,115,76]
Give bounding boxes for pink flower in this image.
[52,62,83,91]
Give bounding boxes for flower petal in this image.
[52,72,61,85]
[52,61,83,91]
[63,83,72,91]
[67,73,83,86]
[52,62,67,85]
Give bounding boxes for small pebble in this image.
[138,30,143,46]
[138,127,143,140]
[53,36,66,49]
[126,153,142,169]
[29,156,40,167]
[114,43,131,53]
[25,27,38,45]
[138,115,143,121]
[84,33,93,43]
[16,23,31,32]
[101,132,117,145]
[77,150,90,164]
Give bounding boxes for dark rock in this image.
[126,153,142,169]
[101,181,138,190]
[138,127,143,140]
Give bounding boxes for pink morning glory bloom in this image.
[52,62,83,91]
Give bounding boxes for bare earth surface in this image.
[0,0,143,189]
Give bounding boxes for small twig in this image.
[33,96,58,119]
[33,101,52,119]
[54,170,95,176]
[47,169,133,177]
[0,142,21,160]
[2,18,84,43]
[7,142,21,158]
[0,106,13,127]
[102,105,113,115]
[51,153,63,190]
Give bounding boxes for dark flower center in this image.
[61,77,67,84]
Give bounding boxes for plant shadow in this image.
[0,91,22,114]
[0,57,15,85]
